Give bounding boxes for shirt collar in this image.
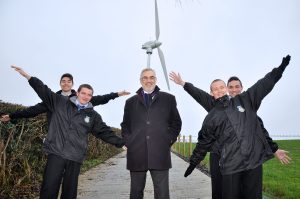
[143,90,153,95]
[75,99,88,108]
[61,91,72,96]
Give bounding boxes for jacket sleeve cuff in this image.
[183,82,191,90]
[111,92,119,99]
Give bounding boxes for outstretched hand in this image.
[184,164,196,177]
[169,72,185,86]
[275,149,291,165]
[279,55,291,71]
[117,90,131,97]
[11,65,31,80]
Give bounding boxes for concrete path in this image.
[77,151,211,199]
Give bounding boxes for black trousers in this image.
[40,154,81,199]
[130,169,169,199]
[222,165,263,199]
[210,153,222,199]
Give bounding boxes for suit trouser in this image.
[40,154,81,199]
[130,169,169,199]
[209,153,222,199]
[222,165,262,199]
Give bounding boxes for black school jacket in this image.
[190,65,286,175]
[28,77,124,163]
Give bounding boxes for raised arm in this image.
[257,117,278,153]
[169,71,214,112]
[91,113,125,148]
[11,65,60,112]
[11,65,31,80]
[0,102,48,123]
[90,90,130,106]
[184,124,217,177]
[9,102,48,120]
[258,117,291,164]
[245,55,291,111]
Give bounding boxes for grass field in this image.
[172,139,300,199]
[263,140,300,199]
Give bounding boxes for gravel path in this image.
[77,151,211,199]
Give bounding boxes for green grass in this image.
[81,150,122,173]
[81,158,105,173]
[172,139,300,199]
[262,140,300,199]
[172,142,210,167]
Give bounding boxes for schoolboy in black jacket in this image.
[10,65,125,199]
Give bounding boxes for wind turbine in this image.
[142,0,170,90]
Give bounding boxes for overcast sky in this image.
[1,0,299,138]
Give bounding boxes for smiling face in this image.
[140,69,157,93]
[60,76,73,92]
[77,85,93,105]
[227,80,243,97]
[210,79,227,99]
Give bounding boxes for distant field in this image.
[172,139,300,199]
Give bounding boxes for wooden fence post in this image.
[189,135,192,157]
[183,135,186,156]
[177,134,181,154]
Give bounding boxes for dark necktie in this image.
[145,93,151,106]
[77,104,85,110]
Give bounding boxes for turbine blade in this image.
[157,47,170,90]
[155,0,160,40]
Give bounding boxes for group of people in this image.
[0,54,291,199]
[169,55,291,199]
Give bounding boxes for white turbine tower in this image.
[142,0,170,90]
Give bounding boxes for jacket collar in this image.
[136,86,160,106]
[215,95,230,107]
[136,85,160,96]
[69,96,93,109]
[56,89,77,98]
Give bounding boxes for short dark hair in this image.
[60,73,73,83]
[77,84,94,94]
[227,76,242,87]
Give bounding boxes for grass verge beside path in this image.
[172,139,300,199]
[81,150,123,173]
[263,140,300,199]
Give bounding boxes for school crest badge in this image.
[237,105,245,112]
[84,116,90,123]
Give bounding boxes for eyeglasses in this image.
[141,76,156,81]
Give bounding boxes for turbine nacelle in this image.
[142,40,162,54]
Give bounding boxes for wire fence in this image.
[176,134,300,143]
[171,134,300,157]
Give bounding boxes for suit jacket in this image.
[121,86,182,171]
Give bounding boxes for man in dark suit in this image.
[121,68,182,199]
